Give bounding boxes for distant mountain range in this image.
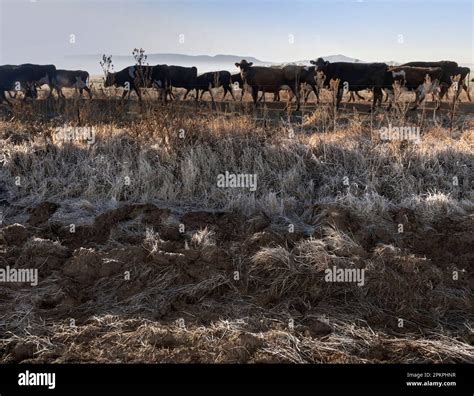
[61,53,471,75]
[64,53,269,75]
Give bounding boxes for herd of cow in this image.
[0,59,471,111]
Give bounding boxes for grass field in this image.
[0,85,472,363]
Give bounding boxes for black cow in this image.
[167,66,198,100]
[104,65,169,102]
[0,64,56,104]
[195,71,235,102]
[310,58,387,109]
[50,69,91,98]
[234,60,301,110]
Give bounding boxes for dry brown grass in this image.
[0,97,472,363]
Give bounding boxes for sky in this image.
[0,0,472,67]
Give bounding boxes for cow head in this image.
[310,58,329,70]
[390,68,406,82]
[235,59,253,80]
[104,72,116,87]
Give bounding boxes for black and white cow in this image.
[401,61,459,99]
[384,66,443,110]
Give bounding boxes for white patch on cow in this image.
[128,66,135,79]
[315,71,326,88]
[416,75,438,103]
[155,80,162,87]
[392,70,406,79]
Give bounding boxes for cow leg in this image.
[154,85,166,104]
[166,87,175,101]
[251,86,259,107]
[162,85,168,104]
[183,89,191,100]
[438,84,449,100]
[412,89,423,110]
[84,86,92,99]
[376,89,384,107]
[336,87,343,110]
[304,89,310,103]
[226,85,235,101]
[463,83,472,102]
[385,89,395,111]
[24,85,35,101]
[0,91,12,106]
[433,89,441,111]
[163,81,169,103]
[371,87,382,110]
[455,83,465,101]
[290,85,300,111]
[209,88,215,103]
[134,87,142,102]
[47,85,55,99]
[313,86,320,104]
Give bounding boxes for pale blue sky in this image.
[0,0,472,65]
